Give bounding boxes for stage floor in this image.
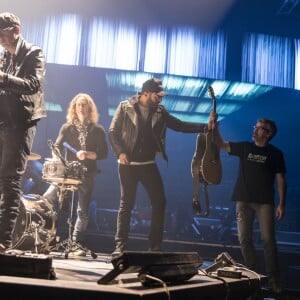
[0,250,286,300]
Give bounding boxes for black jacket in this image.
[0,35,46,127]
[109,96,207,161]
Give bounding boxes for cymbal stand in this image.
[54,184,97,259]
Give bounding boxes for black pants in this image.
[115,163,166,250]
[0,123,37,248]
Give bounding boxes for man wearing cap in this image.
[109,77,216,255]
[0,12,46,252]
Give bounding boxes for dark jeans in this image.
[0,123,37,248]
[115,163,166,250]
[73,172,96,243]
[43,171,96,243]
[236,201,280,281]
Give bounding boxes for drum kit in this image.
[11,150,95,258]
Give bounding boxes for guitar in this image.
[200,86,222,185]
[190,86,222,216]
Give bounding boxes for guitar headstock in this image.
[208,86,216,112]
[208,86,215,100]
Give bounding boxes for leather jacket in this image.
[109,95,207,161]
[0,35,46,127]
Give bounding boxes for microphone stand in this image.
[47,140,67,167]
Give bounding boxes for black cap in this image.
[141,78,166,96]
[0,12,20,30]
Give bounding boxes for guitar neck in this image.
[212,99,216,113]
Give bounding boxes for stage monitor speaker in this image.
[0,252,56,279]
[98,251,203,286]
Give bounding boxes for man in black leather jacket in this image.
[0,12,46,252]
[109,77,215,255]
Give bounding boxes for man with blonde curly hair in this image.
[43,93,108,256]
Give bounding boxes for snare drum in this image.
[42,159,86,185]
[12,194,57,253]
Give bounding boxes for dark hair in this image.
[141,78,166,96]
[0,12,20,30]
[258,118,277,140]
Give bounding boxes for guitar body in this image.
[200,128,222,184]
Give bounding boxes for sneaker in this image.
[70,243,87,257]
[72,249,87,257]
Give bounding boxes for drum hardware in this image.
[30,221,45,253]
[43,139,87,186]
[53,185,97,259]
[11,194,57,254]
[48,139,66,165]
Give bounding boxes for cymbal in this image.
[28,152,41,160]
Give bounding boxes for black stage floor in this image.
[0,249,298,300]
[0,250,261,300]
[3,214,300,300]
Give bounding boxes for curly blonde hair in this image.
[66,93,99,124]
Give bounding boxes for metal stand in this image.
[54,184,97,259]
[32,220,44,254]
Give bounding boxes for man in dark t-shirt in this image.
[217,118,287,294]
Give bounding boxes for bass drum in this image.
[12,194,57,253]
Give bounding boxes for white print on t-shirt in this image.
[247,153,267,164]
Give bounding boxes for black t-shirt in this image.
[229,141,286,205]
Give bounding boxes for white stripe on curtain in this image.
[242,33,294,89]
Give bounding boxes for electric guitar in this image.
[200,86,222,185]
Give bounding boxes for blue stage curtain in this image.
[241,33,295,89]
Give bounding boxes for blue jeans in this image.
[236,201,280,281]
[115,163,166,250]
[0,123,37,248]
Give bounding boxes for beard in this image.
[148,101,159,109]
